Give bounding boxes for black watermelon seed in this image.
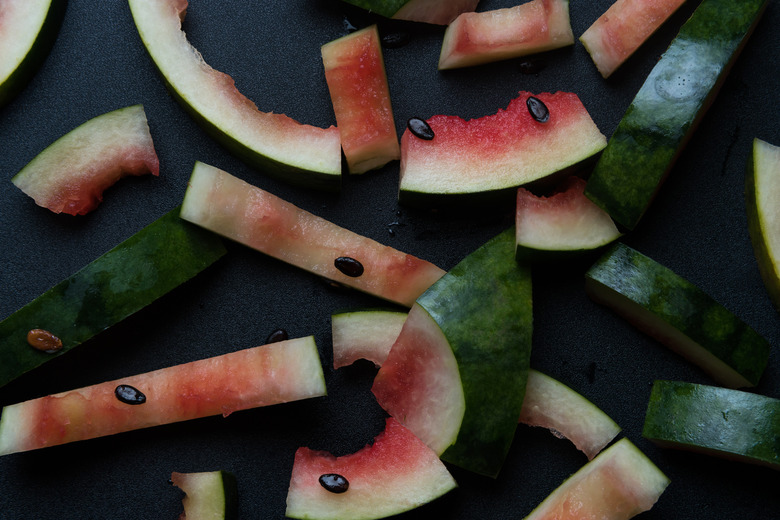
[407,117,435,140]
[526,96,550,123]
[115,384,146,405]
[266,329,289,344]
[381,31,411,49]
[518,58,546,75]
[334,256,364,277]
[319,473,349,493]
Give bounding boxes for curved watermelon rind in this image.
[171,470,239,520]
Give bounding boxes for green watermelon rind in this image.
[171,470,239,520]
[584,0,769,230]
[0,0,67,108]
[643,380,780,469]
[419,228,533,477]
[585,243,770,388]
[0,207,226,389]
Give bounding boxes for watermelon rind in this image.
[745,138,780,314]
[585,243,770,388]
[0,207,226,389]
[11,104,159,215]
[0,0,67,108]
[523,438,669,520]
[331,309,407,368]
[519,369,621,460]
[643,380,780,470]
[339,0,479,25]
[171,470,239,520]
[438,0,574,70]
[127,0,342,190]
[285,418,457,520]
[419,228,532,477]
[180,161,445,307]
[584,0,769,230]
[0,337,326,455]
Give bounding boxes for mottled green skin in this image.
[585,0,768,230]
[643,380,780,469]
[418,228,533,477]
[586,243,769,387]
[0,208,226,388]
[340,0,410,18]
[0,0,68,108]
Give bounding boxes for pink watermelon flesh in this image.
[524,438,669,520]
[580,0,687,78]
[0,337,326,455]
[322,25,399,174]
[399,91,607,201]
[392,0,480,25]
[181,162,446,307]
[515,176,621,252]
[370,303,464,456]
[438,0,574,70]
[285,417,457,520]
[11,105,159,215]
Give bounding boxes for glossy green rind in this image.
[0,208,226,388]
[643,380,780,469]
[418,228,533,477]
[746,138,780,314]
[585,243,769,388]
[340,0,409,18]
[0,0,67,108]
[584,0,769,230]
[172,470,238,520]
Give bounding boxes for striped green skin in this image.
[340,0,410,18]
[643,380,780,469]
[0,208,226,388]
[584,0,769,231]
[172,470,238,520]
[585,243,769,388]
[418,228,532,478]
[0,0,68,108]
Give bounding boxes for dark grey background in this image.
[1,0,778,518]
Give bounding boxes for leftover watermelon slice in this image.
[339,0,479,25]
[0,337,326,455]
[523,438,669,520]
[285,417,457,520]
[171,470,239,520]
[0,0,66,107]
[438,0,574,70]
[331,309,407,368]
[0,207,226,389]
[11,105,159,215]
[399,91,607,207]
[181,162,445,307]
[580,0,688,78]
[515,176,621,260]
[322,25,400,174]
[128,0,342,190]
[746,138,780,314]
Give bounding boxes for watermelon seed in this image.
[526,96,550,123]
[319,473,349,493]
[407,118,435,140]
[26,329,63,353]
[266,329,289,344]
[335,256,364,277]
[115,384,147,405]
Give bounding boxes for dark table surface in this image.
[1,0,778,518]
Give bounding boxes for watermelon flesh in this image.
[524,438,669,520]
[181,162,446,307]
[285,417,457,520]
[11,105,159,215]
[321,25,400,174]
[580,0,688,78]
[399,91,607,204]
[515,176,621,254]
[438,0,574,70]
[0,337,326,455]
